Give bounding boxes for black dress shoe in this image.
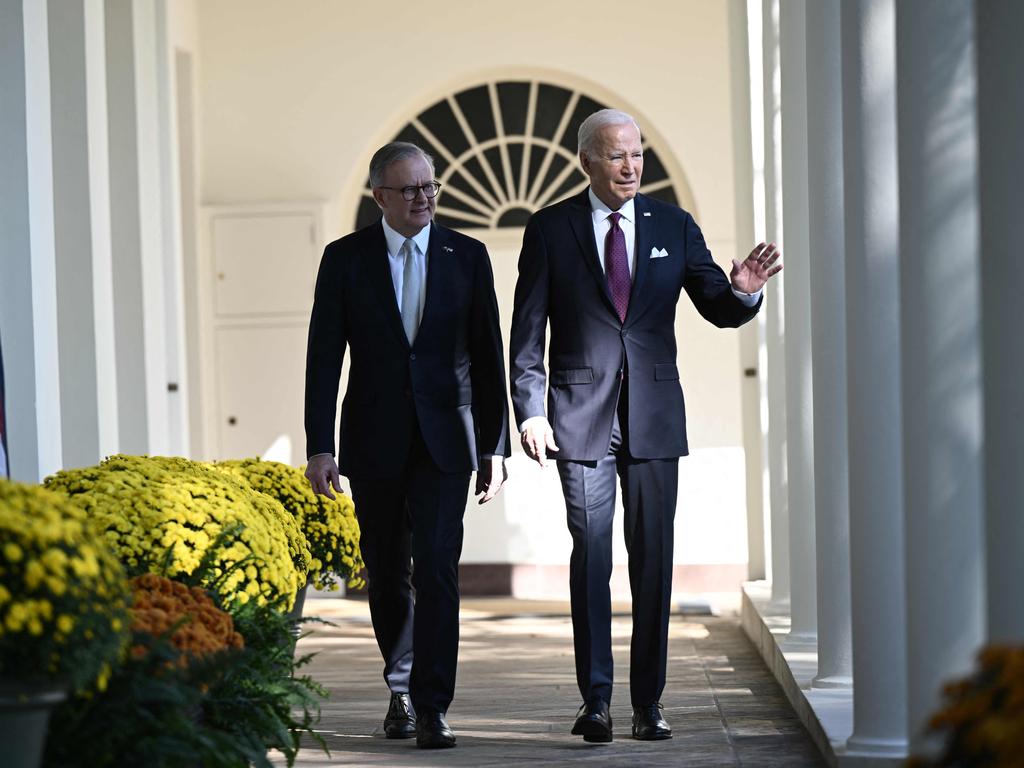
[416,710,456,749]
[383,692,416,739]
[571,698,613,743]
[632,703,672,740]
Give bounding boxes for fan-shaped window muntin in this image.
[356,80,680,231]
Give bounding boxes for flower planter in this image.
[0,682,67,768]
[287,582,309,639]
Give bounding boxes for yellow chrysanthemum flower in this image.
[216,458,364,591]
[0,478,129,692]
[45,455,310,609]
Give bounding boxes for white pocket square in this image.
[650,247,669,259]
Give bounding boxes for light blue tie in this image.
[400,238,422,343]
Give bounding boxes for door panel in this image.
[212,213,317,317]
[202,205,327,465]
[215,323,306,463]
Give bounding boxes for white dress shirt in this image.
[589,189,638,276]
[381,217,430,311]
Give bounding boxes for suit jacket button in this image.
[410,353,416,360]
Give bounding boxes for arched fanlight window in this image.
[355,81,681,230]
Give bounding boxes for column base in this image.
[781,630,818,648]
[846,734,908,754]
[841,735,910,768]
[812,674,853,690]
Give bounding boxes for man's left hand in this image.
[475,456,508,505]
[731,241,783,294]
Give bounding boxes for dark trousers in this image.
[350,425,471,715]
[556,388,679,707]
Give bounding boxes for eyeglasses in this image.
[378,181,442,201]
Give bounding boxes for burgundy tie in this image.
[605,212,631,322]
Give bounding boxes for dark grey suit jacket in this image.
[509,190,761,462]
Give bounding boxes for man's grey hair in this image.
[369,141,435,187]
[577,109,641,159]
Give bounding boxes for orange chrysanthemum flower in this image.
[129,574,243,666]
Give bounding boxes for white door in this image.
[215,322,308,462]
[201,205,324,464]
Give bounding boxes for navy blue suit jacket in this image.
[509,191,761,462]
[305,220,511,479]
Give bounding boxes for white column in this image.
[175,49,205,461]
[106,0,174,456]
[132,0,171,456]
[896,1,985,753]
[761,0,790,610]
[106,0,149,454]
[778,0,816,642]
[85,0,119,460]
[0,0,63,481]
[805,0,852,689]
[730,0,766,582]
[977,0,1024,644]
[156,0,191,458]
[841,0,909,759]
[48,0,119,469]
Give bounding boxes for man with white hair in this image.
[510,109,781,743]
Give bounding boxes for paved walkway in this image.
[278,598,825,767]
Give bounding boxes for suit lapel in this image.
[417,222,447,345]
[568,191,618,317]
[365,221,410,348]
[628,194,653,324]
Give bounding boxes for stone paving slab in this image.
[275,598,825,767]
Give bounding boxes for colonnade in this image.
[742,0,1023,761]
[1,0,190,481]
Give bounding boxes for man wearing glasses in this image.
[304,141,511,749]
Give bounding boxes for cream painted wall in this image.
[196,0,747,445]
[197,1,738,243]
[194,1,753,568]
[166,1,200,78]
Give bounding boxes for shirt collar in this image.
[588,188,636,225]
[381,217,431,257]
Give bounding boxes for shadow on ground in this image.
[272,598,825,767]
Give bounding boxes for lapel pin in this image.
[643,212,651,217]
[443,246,454,253]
